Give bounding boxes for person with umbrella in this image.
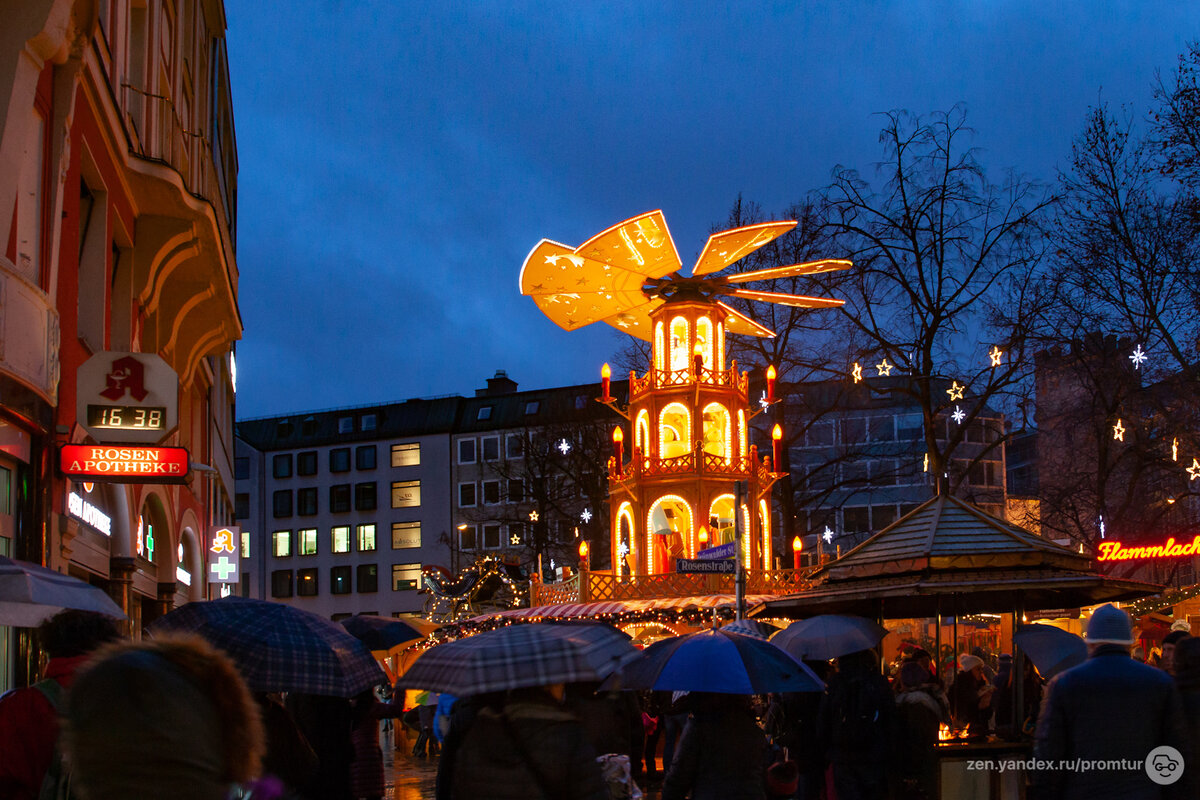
[0,609,122,799]
[397,622,638,800]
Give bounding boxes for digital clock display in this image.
[86,404,167,430]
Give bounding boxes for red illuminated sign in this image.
[60,445,190,484]
[1097,537,1200,562]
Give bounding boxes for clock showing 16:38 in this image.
[86,404,168,431]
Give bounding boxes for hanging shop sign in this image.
[1097,537,1200,562]
[60,445,190,484]
[67,484,112,535]
[76,352,178,444]
[208,526,240,585]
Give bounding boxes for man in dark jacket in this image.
[1032,603,1188,800]
[662,693,767,800]
[819,648,896,800]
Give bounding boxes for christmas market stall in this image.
[753,494,1160,800]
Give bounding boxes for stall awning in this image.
[472,594,779,622]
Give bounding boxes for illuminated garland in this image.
[420,555,528,624]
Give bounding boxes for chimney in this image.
[477,370,518,397]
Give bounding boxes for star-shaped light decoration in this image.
[851,362,863,383]
[1173,438,1180,461]
[947,381,965,401]
[1113,419,1125,442]
[822,526,835,544]
[1129,344,1147,370]
[1188,458,1200,482]
[557,439,572,455]
[617,540,630,559]
[923,453,929,473]
[989,346,1003,367]
[759,391,771,411]
[876,358,893,377]
[580,509,593,523]
[510,532,521,545]
[528,510,539,522]
[951,406,966,424]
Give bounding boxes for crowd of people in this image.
[1,604,1198,799]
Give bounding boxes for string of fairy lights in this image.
[849,343,1200,486]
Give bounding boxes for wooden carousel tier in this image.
[531,567,817,607]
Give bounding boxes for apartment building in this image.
[236,398,459,619]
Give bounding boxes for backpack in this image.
[31,679,74,800]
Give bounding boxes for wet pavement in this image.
[380,727,664,799]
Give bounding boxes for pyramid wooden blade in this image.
[521,239,658,332]
[722,259,853,284]
[717,302,775,338]
[599,298,663,341]
[724,288,846,309]
[574,210,682,279]
[691,220,798,276]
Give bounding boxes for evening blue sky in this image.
[224,2,1198,419]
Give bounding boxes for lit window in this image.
[272,530,291,557]
[357,523,377,552]
[240,532,251,558]
[331,526,350,553]
[391,480,420,508]
[391,563,422,591]
[391,521,420,549]
[298,528,317,556]
[392,442,420,467]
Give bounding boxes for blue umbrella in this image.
[340,614,428,655]
[1013,624,1086,680]
[149,596,387,697]
[607,629,825,694]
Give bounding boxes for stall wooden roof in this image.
[816,494,1092,581]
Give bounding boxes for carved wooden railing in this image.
[628,366,749,401]
[530,567,817,606]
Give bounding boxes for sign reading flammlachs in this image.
[1097,537,1200,562]
[60,445,190,485]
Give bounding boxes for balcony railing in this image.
[612,448,775,484]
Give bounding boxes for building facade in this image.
[236,399,459,619]
[1,0,241,687]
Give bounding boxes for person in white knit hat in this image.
[1031,604,1188,799]
[949,652,994,735]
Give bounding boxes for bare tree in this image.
[813,106,1056,493]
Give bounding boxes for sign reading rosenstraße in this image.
[676,558,736,574]
[60,444,190,484]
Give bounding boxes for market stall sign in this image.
[60,445,190,484]
[676,558,736,574]
[1097,537,1200,562]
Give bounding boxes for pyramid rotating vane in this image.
[519,210,851,341]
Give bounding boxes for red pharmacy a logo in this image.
[100,356,149,401]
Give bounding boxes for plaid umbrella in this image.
[772,615,890,661]
[149,596,386,697]
[0,556,126,627]
[721,619,780,640]
[340,614,428,656]
[605,628,825,694]
[395,621,641,696]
